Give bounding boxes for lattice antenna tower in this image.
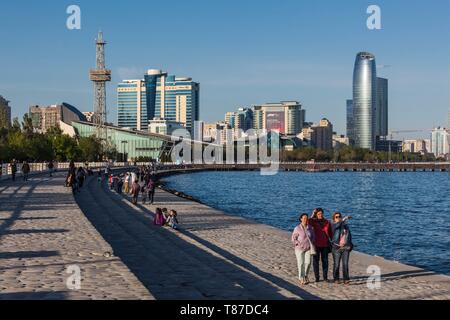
[89,31,111,142]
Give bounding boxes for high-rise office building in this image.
[431,127,450,157]
[353,52,377,150]
[148,69,200,134]
[118,69,200,134]
[346,99,354,143]
[448,105,450,129]
[252,101,305,136]
[117,80,148,130]
[376,77,388,138]
[0,95,11,129]
[225,112,236,128]
[225,108,253,132]
[236,108,254,131]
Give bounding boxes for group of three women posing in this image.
[292,208,353,286]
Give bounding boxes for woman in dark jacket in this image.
[331,212,353,285]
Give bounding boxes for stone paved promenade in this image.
[79,175,450,300]
[1,172,449,300]
[0,174,152,300]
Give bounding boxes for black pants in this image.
[313,247,330,281]
[332,248,351,281]
[148,190,155,204]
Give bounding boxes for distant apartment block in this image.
[203,121,231,144]
[431,127,450,157]
[148,118,185,136]
[402,139,429,154]
[252,101,305,136]
[0,95,11,128]
[29,103,86,133]
[225,108,254,131]
[310,118,334,151]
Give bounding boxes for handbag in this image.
[303,225,317,256]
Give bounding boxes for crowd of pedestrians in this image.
[292,208,353,286]
[107,165,180,230]
[0,159,55,182]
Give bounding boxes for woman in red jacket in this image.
[309,208,333,283]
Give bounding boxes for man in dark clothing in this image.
[147,179,156,205]
[10,160,17,182]
[48,161,54,177]
[131,180,140,205]
[22,162,31,181]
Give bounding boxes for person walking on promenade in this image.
[130,171,138,194]
[108,174,114,190]
[10,160,17,182]
[292,213,316,286]
[153,208,166,226]
[22,161,31,181]
[331,212,353,285]
[131,180,140,205]
[146,178,156,205]
[117,175,124,194]
[69,160,75,174]
[76,167,86,189]
[310,208,333,283]
[48,160,54,177]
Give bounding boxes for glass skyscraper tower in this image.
[118,69,200,133]
[353,52,377,150]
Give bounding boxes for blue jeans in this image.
[332,248,350,281]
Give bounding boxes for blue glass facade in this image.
[346,99,354,144]
[353,52,377,150]
[117,80,148,130]
[119,70,200,135]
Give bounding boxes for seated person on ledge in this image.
[166,210,179,230]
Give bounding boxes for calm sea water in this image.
[163,171,450,275]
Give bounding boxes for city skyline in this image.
[1,1,450,137]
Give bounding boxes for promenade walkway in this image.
[1,172,449,300]
[77,176,450,300]
[0,174,153,300]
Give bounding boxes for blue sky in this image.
[1,0,450,137]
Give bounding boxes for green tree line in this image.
[281,146,437,163]
[0,115,114,163]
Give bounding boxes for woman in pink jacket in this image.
[292,213,316,285]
